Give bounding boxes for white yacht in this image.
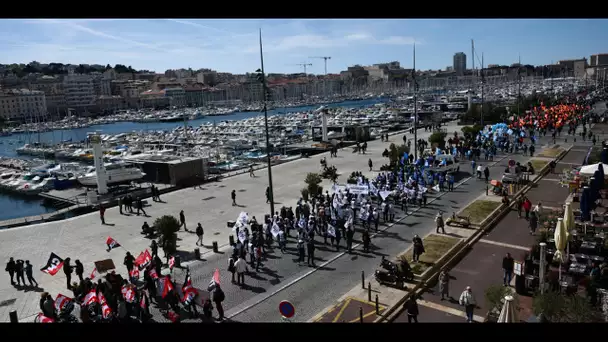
[77,163,146,187]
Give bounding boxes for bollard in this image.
[361,271,365,289]
[212,241,219,253]
[368,282,372,302]
[486,184,488,196]
[194,248,200,260]
[9,310,18,323]
[359,307,363,323]
[375,294,379,315]
[229,235,235,246]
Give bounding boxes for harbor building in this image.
[0,89,47,122]
[139,90,170,109]
[590,54,608,67]
[164,87,186,107]
[63,74,96,113]
[558,59,587,78]
[453,52,467,76]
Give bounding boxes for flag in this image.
[129,267,140,279]
[89,267,97,280]
[106,236,121,252]
[98,292,112,319]
[159,276,174,298]
[207,268,220,291]
[40,252,64,276]
[148,268,159,280]
[432,184,440,192]
[35,313,55,323]
[181,274,199,304]
[271,222,280,238]
[168,256,175,271]
[237,230,247,243]
[83,289,99,306]
[121,285,136,303]
[135,249,152,269]
[327,223,336,237]
[166,310,179,323]
[54,294,73,313]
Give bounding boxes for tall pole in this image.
[259,29,275,217]
[413,43,418,160]
[471,39,475,81]
[480,52,484,127]
[517,54,521,117]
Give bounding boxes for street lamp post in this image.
[256,29,275,218]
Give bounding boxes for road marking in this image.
[332,298,352,323]
[478,239,529,251]
[417,299,485,322]
[451,268,480,276]
[347,310,377,323]
[226,153,526,320]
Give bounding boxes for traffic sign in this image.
[508,159,516,167]
[279,300,295,318]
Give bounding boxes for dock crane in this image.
[309,56,331,75]
[293,62,313,76]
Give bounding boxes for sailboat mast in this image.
[480,52,484,127]
[413,42,418,160]
[518,54,521,116]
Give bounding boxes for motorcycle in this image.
[374,256,414,288]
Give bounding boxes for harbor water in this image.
[0,98,388,223]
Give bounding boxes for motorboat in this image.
[77,163,146,187]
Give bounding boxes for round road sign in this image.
[279,300,295,318]
[508,159,516,167]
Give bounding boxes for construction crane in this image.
[309,56,331,75]
[292,62,313,76]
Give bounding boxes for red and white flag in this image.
[54,294,73,313]
[148,268,159,280]
[40,253,64,276]
[135,249,152,269]
[129,268,140,279]
[98,292,112,319]
[106,236,121,252]
[140,292,148,310]
[207,268,221,291]
[83,289,99,306]
[35,313,55,323]
[90,267,98,280]
[121,285,136,303]
[159,276,174,299]
[181,274,199,304]
[168,256,175,271]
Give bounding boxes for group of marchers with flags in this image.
[34,235,224,323]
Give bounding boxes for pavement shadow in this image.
[103,223,116,226]
[240,283,266,293]
[248,272,267,281]
[317,265,336,271]
[23,285,45,293]
[377,231,410,243]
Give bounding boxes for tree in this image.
[304,172,323,197]
[154,215,180,259]
[388,143,410,166]
[428,132,447,149]
[532,291,603,322]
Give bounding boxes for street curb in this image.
[374,143,573,323]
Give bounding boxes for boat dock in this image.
[0,204,85,229]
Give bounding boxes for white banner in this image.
[271,222,280,238]
[432,184,440,192]
[348,185,369,195]
[379,191,391,200]
[238,230,247,243]
[327,224,336,237]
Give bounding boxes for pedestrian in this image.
[5,257,16,285]
[368,158,373,172]
[362,230,371,253]
[503,253,514,287]
[522,197,532,220]
[533,201,543,221]
[202,298,214,320]
[136,198,147,216]
[99,204,106,224]
[179,210,188,232]
[41,293,56,319]
[307,240,316,267]
[118,197,123,215]
[228,255,236,283]
[438,270,450,300]
[529,211,538,235]
[412,235,424,262]
[346,228,354,253]
[249,165,255,178]
[297,239,306,264]
[516,197,523,218]
[448,174,455,191]
[196,223,204,246]
[404,295,419,323]
[234,255,248,286]
[24,260,38,287]
[63,258,73,290]
[231,190,237,206]
[483,165,490,183]
[75,259,84,282]
[266,186,271,204]
[15,260,25,286]
[435,211,446,234]
[150,240,158,258]
[212,285,225,321]
[124,252,135,273]
[459,286,477,323]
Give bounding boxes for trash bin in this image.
[194,248,200,260]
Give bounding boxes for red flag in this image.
[83,289,99,306]
[208,268,221,291]
[160,276,174,299]
[106,236,121,252]
[54,294,73,313]
[129,268,140,279]
[121,285,136,303]
[168,256,175,270]
[36,313,55,323]
[140,293,148,310]
[135,249,152,269]
[90,267,97,280]
[98,292,112,319]
[181,274,199,303]
[148,268,159,280]
[40,253,64,276]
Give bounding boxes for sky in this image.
[0,19,606,75]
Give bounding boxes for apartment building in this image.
[140,90,170,108]
[63,74,96,112]
[184,84,205,107]
[0,89,47,122]
[164,87,186,107]
[97,95,126,113]
[453,52,467,76]
[590,54,608,67]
